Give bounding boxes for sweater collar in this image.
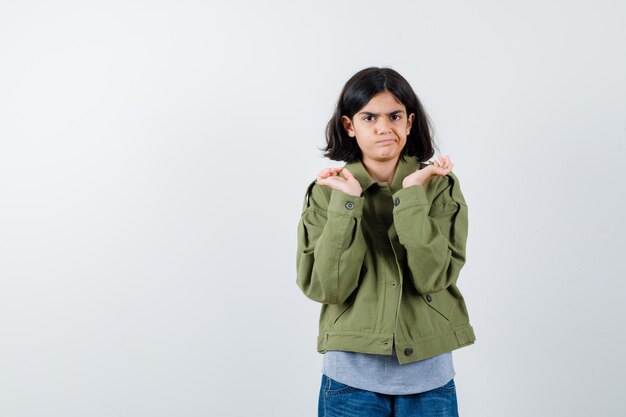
[344,155,423,194]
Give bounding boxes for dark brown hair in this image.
[323,67,435,162]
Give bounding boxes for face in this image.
[341,90,415,165]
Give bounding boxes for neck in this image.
[362,155,400,184]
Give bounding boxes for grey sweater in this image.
[322,342,455,395]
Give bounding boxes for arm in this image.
[392,171,468,295]
[296,182,367,304]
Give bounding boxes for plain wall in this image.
[1,0,625,416]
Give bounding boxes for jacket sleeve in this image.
[391,171,468,295]
[296,181,367,304]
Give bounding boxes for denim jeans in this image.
[318,374,459,417]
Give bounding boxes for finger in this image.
[318,172,343,182]
[443,161,453,174]
[318,168,333,179]
[445,158,453,172]
[323,167,342,177]
[316,177,330,186]
[319,167,339,178]
[433,158,451,174]
[438,155,450,169]
[340,168,353,179]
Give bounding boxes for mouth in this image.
[377,139,397,145]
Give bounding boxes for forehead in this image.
[359,91,405,112]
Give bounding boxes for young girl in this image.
[296,67,476,417]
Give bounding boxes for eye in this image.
[363,115,375,122]
[391,114,402,121]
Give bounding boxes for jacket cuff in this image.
[328,189,364,217]
[392,184,429,212]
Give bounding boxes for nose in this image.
[375,118,392,134]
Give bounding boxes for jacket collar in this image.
[344,155,422,194]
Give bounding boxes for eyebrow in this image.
[357,110,406,116]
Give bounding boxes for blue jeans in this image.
[318,374,459,417]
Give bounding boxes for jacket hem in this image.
[317,324,476,364]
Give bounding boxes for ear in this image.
[341,115,356,137]
[406,113,415,135]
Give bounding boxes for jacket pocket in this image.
[331,263,367,324]
[332,291,357,324]
[422,289,458,321]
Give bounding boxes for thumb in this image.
[340,167,354,180]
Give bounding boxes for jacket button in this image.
[404,347,413,356]
[426,294,432,302]
[394,197,400,206]
[345,201,354,209]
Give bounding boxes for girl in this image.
[296,67,476,417]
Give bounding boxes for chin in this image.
[376,154,398,162]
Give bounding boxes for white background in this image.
[1,1,625,416]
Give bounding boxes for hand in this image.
[316,167,363,197]
[402,155,454,188]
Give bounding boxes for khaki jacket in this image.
[296,155,476,364]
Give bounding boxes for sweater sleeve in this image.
[391,171,468,295]
[296,181,367,304]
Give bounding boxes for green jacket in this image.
[296,155,476,365]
